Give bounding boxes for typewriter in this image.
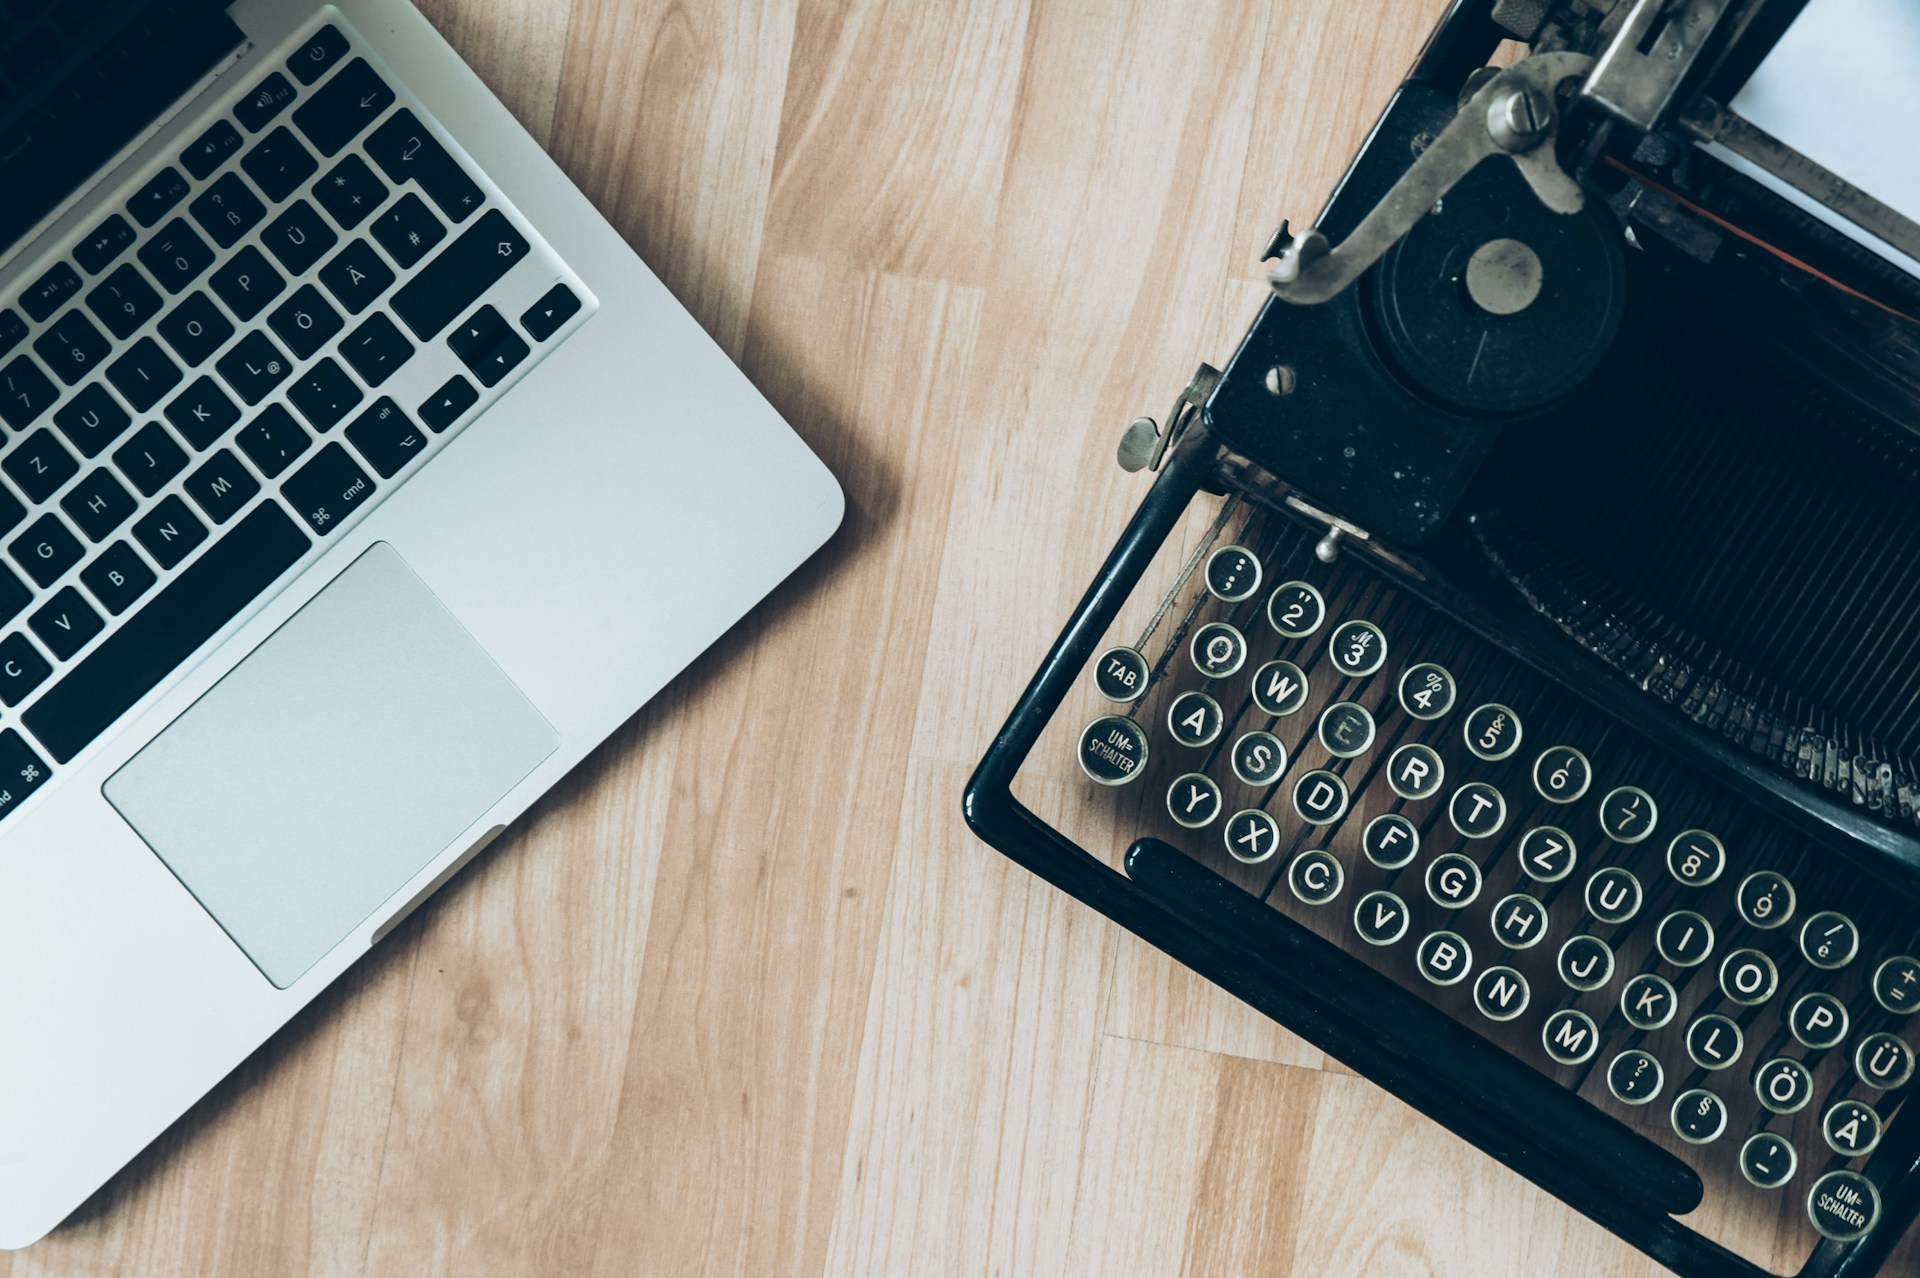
[965,0,1920,1274]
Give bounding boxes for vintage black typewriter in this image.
[965,0,1920,1273]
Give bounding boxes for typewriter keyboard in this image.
[1054,497,1919,1262]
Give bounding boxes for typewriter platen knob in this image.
[1365,162,1625,417]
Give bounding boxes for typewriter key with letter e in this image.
[1316,701,1375,758]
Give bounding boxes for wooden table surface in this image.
[8,1,1917,1275]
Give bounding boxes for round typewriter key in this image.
[1557,934,1615,992]
[1799,912,1859,970]
[1621,973,1678,1031]
[1516,825,1577,883]
[1808,1170,1880,1244]
[1665,829,1725,887]
[1872,955,1920,1015]
[1472,965,1530,1022]
[1425,853,1482,909]
[1416,930,1473,986]
[1189,621,1247,679]
[1266,580,1325,639]
[1397,662,1456,720]
[1720,948,1779,1007]
[1462,702,1522,761]
[1167,691,1224,748]
[1291,769,1349,826]
[1597,785,1657,844]
[1490,893,1548,950]
[1653,911,1715,968]
[1327,619,1386,678]
[1353,890,1410,947]
[1204,544,1262,602]
[1078,715,1148,786]
[1607,1049,1664,1106]
[1740,1132,1797,1190]
[1855,1032,1916,1091]
[1362,813,1419,868]
[1092,645,1150,703]
[1735,870,1796,930]
[1317,701,1375,758]
[1755,1057,1814,1115]
[1447,781,1506,840]
[1249,659,1309,717]
[1166,773,1223,829]
[1542,1008,1599,1066]
[1670,1089,1728,1145]
[1223,808,1282,864]
[1386,743,1444,800]
[1584,866,1643,925]
[1229,731,1288,787]
[1789,992,1850,1051]
[1531,745,1591,804]
[1287,849,1344,906]
[1685,1013,1744,1071]
[1824,1098,1883,1158]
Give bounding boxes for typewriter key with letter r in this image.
[1386,743,1443,799]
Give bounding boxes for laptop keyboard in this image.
[0,18,591,804]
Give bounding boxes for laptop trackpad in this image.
[104,543,558,988]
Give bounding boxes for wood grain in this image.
[7,0,1916,1275]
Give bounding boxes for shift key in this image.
[390,210,529,341]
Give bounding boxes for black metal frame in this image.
[962,428,1920,1278]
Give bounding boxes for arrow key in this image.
[520,283,580,341]
[448,304,530,387]
[419,375,478,432]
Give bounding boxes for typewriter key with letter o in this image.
[1204,544,1261,601]
[1078,716,1147,786]
[1292,769,1349,825]
[1266,581,1325,638]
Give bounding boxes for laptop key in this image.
[132,494,207,569]
[0,309,26,357]
[164,376,242,450]
[80,542,158,616]
[317,238,394,313]
[215,331,293,405]
[105,337,182,412]
[448,304,527,386]
[370,192,445,269]
[126,167,190,228]
[52,383,132,458]
[366,109,484,222]
[0,634,51,706]
[183,449,260,524]
[391,209,529,340]
[34,310,110,385]
[282,442,374,534]
[521,283,580,340]
[21,262,81,322]
[419,374,477,431]
[188,172,266,249]
[0,729,50,819]
[241,127,319,203]
[292,58,394,156]
[287,23,349,85]
[180,119,243,180]
[3,429,79,502]
[156,292,236,368]
[268,284,343,359]
[235,72,298,132]
[314,156,389,231]
[30,587,103,661]
[344,398,426,477]
[339,314,412,386]
[85,263,163,340]
[0,489,24,541]
[236,404,312,478]
[262,200,338,276]
[138,219,215,293]
[60,469,137,541]
[113,422,190,495]
[0,564,29,624]
[24,500,311,763]
[285,356,362,430]
[0,356,60,430]
[10,513,84,587]
[74,215,136,274]
[209,245,286,321]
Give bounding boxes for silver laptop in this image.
[0,0,842,1246]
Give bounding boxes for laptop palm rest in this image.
[104,542,558,988]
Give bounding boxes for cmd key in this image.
[390,209,529,340]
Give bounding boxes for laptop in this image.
[0,0,842,1247]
